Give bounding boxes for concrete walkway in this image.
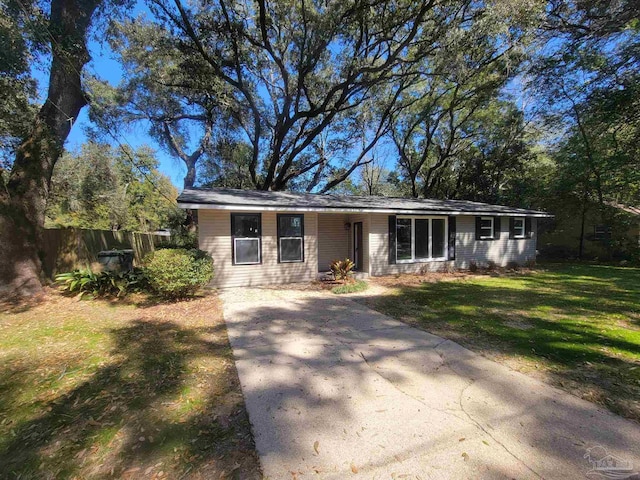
[220,287,640,480]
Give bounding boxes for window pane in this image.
[415,219,429,259]
[396,218,412,260]
[432,219,445,258]
[279,215,303,237]
[480,218,493,237]
[235,238,259,264]
[233,215,260,237]
[514,219,524,236]
[280,238,303,262]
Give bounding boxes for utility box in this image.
[97,249,134,273]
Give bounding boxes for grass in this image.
[359,263,640,422]
[331,280,368,294]
[0,291,260,479]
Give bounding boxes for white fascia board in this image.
[178,202,553,218]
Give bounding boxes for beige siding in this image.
[199,210,317,288]
[368,213,454,276]
[454,216,537,268]
[317,213,349,272]
[368,213,537,275]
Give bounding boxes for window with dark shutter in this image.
[512,218,525,238]
[478,217,494,239]
[525,217,532,238]
[493,216,501,240]
[392,216,448,262]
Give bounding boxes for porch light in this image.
[344,222,351,231]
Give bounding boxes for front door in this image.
[353,222,363,271]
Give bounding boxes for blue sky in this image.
[33,3,188,189]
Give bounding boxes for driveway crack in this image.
[357,349,468,422]
[456,379,544,479]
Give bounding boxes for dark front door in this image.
[353,222,363,271]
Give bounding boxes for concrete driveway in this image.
[220,287,640,480]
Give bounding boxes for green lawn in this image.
[362,263,640,421]
[0,293,260,479]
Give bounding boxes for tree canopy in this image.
[2,0,640,295]
[46,142,178,231]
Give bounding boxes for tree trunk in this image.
[183,159,197,189]
[0,0,102,298]
[578,186,589,260]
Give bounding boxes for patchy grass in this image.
[358,263,640,422]
[0,291,261,479]
[331,280,369,295]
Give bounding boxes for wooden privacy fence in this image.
[42,228,172,279]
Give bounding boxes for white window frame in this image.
[233,237,261,265]
[513,218,525,239]
[279,237,303,263]
[396,216,448,263]
[479,216,494,240]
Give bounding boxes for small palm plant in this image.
[330,258,355,283]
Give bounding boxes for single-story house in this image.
[177,187,552,288]
[538,201,639,261]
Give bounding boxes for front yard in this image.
[0,292,260,479]
[358,263,640,422]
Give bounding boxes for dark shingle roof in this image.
[177,187,552,217]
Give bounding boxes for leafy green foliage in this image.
[0,0,41,167]
[46,142,178,232]
[144,249,214,299]
[55,268,148,298]
[330,258,355,283]
[331,280,368,295]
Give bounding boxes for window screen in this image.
[278,214,304,262]
[232,214,261,264]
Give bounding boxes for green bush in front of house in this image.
[55,268,148,298]
[143,248,214,299]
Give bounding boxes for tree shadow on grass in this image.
[0,318,260,479]
[362,269,640,421]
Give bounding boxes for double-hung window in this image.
[479,217,494,239]
[278,214,304,262]
[396,216,447,262]
[594,225,611,241]
[513,218,525,238]
[231,213,261,265]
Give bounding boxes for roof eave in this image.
[177,202,553,218]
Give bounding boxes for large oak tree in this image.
[0,0,104,297]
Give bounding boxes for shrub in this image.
[330,258,355,283]
[506,261,520,271]
[55,268,148,298]
[485,260,497,271]
[144,248,214,299]
[332,280,368,294]
[469,260,479,273]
